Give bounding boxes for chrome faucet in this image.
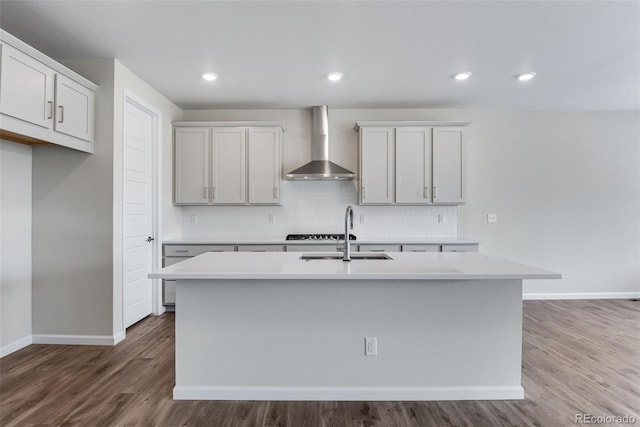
[343,205,354,261]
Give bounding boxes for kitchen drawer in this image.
[358,244,401,252]
[237,244,284,252]
[442,244,479,253]
[285,244,337,252]
[163,244,235,257]
[163,256,190,267]
[163,280,176,305]
[402,244,441,252]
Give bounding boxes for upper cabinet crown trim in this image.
[0,30,98,91]
[173,121,286,131]
[354,121,470,131]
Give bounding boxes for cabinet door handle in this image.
[58,106,64,123]
[203,187,208,199]
[212,187,216,199]
[424,186,429,199]
[174,250,189,253]
[273,187,278,199]
[362,186,366,200]
[47,101,53,119]
[433,186,437,199]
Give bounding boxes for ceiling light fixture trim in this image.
[327,72,343,82]
[202,73,218,81]
[454,71,472,81]
[517,72,536,81]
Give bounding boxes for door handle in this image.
[147,236,155,242]
[58,105,64,123]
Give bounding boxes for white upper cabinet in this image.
[54,74,94,142]
[0,30,97,153]
[0,43,54,129]
[174,127,210,204]
[248,127,282,204]
[212,127,246,204]
[433,127,464,204]
[359,127,394,204]
[355,121,469,206]
[395,127,432,204]
[173,122,285,206]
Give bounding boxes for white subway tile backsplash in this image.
[181,181,457,239]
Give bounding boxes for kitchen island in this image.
[149,251,560,401]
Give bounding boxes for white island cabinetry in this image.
[150,251,560,401]
[173,122,284,206]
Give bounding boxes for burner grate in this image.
[286,233,357,241]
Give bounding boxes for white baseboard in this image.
[173,385,524,401]
[523,292,640,300]
[113,331,126,345]
[32,333,123,346]
[0,335,33,358]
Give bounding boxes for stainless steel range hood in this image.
[286,106,356,180]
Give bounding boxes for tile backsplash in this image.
[181,181,457,239]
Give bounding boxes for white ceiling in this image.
[1,1,639,110]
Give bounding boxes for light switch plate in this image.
[487,213,498,223]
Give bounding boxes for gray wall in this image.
[32,60,115,336]
[183,108,640,297]
[0,141,32,353]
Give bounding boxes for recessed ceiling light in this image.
[454,71,472,81]
[327,72,343,82]
[517,72,536,82]
[202,73,218,81]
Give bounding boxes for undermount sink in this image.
[300,253,393,261]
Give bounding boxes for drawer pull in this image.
[174,250,189,253]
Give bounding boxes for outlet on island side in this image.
[487,213,498,223]
[365,337,378,356]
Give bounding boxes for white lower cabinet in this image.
[285,244,337,252]
[358,244,401,252]
[442,244,479,253]
[237,245,284,252]
[402,244,441,252]
[174,123,284,206]
[162,244,235,305]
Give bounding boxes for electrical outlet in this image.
[190,215,198,224]
[438,214,445,224]
[365,337,378,356]
[268,214,276,224]
[487,213,498,223]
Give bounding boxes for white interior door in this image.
[123,99,155,328]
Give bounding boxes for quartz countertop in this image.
[149,251,560,281]
[162,238,480,245]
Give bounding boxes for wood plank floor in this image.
[1,299,638,426]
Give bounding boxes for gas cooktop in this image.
[286,233,357,241]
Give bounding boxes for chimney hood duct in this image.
[286,106,356,180]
